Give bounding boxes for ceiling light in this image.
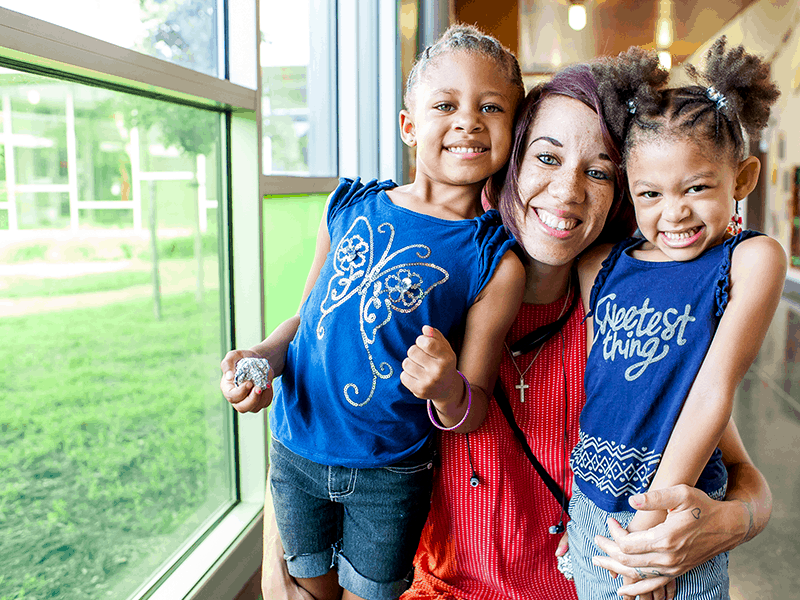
[658,50,672,70]
[656,17,673,48]
[568,3,587,31]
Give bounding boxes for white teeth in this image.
[447,147,486,154]
[663,228,698,240]
[536,209,577,231]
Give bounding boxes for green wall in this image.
[262,194,327,334]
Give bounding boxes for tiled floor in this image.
[729,294,800,599]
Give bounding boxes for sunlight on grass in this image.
[0,290,232,600]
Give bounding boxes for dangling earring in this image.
[726,198,742,235]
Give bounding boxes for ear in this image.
[399,109,416,147]
[733,155,761,200]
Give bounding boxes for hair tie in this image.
[706,86,728,111]
[626,98,637,115]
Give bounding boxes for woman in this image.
[402,61,770,600]
[240,59,771,600]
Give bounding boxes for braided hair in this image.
[403,23,525,111]
[620,37,780,165]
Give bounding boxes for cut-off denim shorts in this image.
[567,477,730,600]
[269,437,435,600]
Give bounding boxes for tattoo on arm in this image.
[734,499,756,543]
[691,508,701,520]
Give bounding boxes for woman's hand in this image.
[592,485,749,598]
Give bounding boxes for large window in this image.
[1,2,408,598]
[0,67,234,600]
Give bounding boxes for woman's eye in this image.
[537,154,559,166]
[587,169,611,182]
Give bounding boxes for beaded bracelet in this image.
[427,370,472,431]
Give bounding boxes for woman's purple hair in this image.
[488,64,636,248]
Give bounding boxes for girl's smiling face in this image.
[627,137,760,262]
[513,95,617,267]
[400,50,518,189]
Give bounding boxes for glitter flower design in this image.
[317,217,449,406]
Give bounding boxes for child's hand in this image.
[401,325,460,404]
[220,349,274,413]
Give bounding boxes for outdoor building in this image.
[1,1,798,599]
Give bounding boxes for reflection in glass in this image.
[1,0,220,77]
[0,68,233,599]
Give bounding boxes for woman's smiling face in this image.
[513,95,617,267]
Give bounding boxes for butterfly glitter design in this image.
[317,216,449,406]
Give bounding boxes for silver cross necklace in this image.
[503,279,572,404]
[504,342,544,403]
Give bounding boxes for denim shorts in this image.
[269,437,435,600]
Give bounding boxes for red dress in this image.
[403,296,586,600]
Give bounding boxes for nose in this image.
[454,108,484,133]
[662,197,691,222]
[548,168,584,204]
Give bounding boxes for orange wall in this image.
[454,0,519,55]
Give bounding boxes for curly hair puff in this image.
[629,36,780,163]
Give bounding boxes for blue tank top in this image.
[571,231,761,512]
[270,178,517,467]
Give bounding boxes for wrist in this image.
[427,371,471,431]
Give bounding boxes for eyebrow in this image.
[430,88,512,101]
[529,136,613,163]
[529,136,562,147]
[632,171,717,188]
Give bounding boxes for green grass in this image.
[0,269,153,298]
[0,290,232,600]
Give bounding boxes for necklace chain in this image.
[504,280,572,403]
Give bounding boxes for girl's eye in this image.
[481,104,503,113]
[434,103,455,112]
[587,169,611,182]
[687,185,708,193]
[537,153,559,166]
[640,191,660,199]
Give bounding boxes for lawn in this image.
[0,288,232,599]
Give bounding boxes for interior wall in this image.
[452,0,518,55]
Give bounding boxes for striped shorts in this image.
[566,479,730,600]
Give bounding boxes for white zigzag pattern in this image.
[572,432,661,498]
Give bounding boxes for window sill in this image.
[146,501,264,600]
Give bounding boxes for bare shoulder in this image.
[731,235,787,279]
[577,243,615,291]
[480,249,526,297]
[729,235,787,305]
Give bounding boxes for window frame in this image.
[0,1,406,597]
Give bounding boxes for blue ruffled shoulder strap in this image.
[472,208,519,295]
[586,237,642,319]
[714,230,764,316]
[326,177,398,227]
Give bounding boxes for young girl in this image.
[568,39,786,599]
[220,25,526,600]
